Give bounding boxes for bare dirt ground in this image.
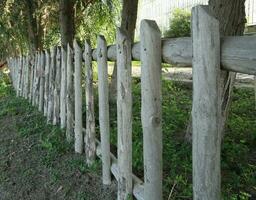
[0,93,116,200]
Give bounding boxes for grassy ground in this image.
[0,76,116,199]
[0,70,255,199]
[101,78,255,200]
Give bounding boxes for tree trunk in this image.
[59,0,75,47]
[185,0,246,142]
[25,0,44,52]
[109,0,139,103]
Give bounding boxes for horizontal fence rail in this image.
[6,5,256,200]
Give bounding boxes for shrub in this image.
[164,8,191,38]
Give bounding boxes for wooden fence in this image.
[6,5,256,200]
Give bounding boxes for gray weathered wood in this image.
[74,40,83,153]
[60,46,67,128]
[84,40,96,165]
[97,35,111,185]
[192,5,221,200]
[140,20,162,200]
[47,47,56,124]
[53,47,61,125]
[32,53,38,106]
[29,55,35,103]
[116,28,133,200]
[66,43,75,142]
[92,134,144,200]
[39,52,45,112]
[44,50,50,116]
[91,36,256,75]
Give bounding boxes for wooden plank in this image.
[53,47,61,125]
[39,51,45,112]
[66,43,75,142]
[47,47,56,124]
[91,36,256,75]
[74,40,83,153]
[116,28,133,200]
[29,55,34,102]
[140,20,162,200]
[44,50,50,117]
[97,35,111,185]
[60,46,67,128]
[84,40,96,165]
[192,5,221,200]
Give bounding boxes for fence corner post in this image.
[192,5,221,200]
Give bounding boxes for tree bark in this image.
[59,0,75,47]
[109,0,139,103]
[24,0,43,52]
[185,0,246,142]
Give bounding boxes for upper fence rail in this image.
[90,36,256,75]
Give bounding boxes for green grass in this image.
[1,70,255,199]
[103,78,255,199]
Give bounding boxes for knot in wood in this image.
[150,116,161,126]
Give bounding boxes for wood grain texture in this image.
[140,20,162,200]
[60,46,67,128]
[84,40,96,165]
[116,28,133,200]
[97,35,111,185]
[74,40,83,153]
[91,36,256,75]
[192,5,221,200]
[66,43,75,142]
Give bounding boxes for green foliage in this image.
[164,8,191,38]
[96,78,255,199]
[0,0,120,58]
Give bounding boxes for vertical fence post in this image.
[97,35,111,185]
[53,47,61,125]
[192,5,221,200]
[17,56,22,97]
[74,40,83,153]
[25,56,30,99]
[39,51,45,112]
[116,28,133,200]
[47,47,56,124]
[60,46,67,129]
[35,52,41,106]
[29,55,34,103]
[140,20,162,200]
[84,40,96,165]
[66,43,75,142]
[44,50,50,116]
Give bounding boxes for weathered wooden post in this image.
[17,56,22,97]
[39,51,45,112]
[74,40,83,153]
[60,46,67,129]
[29,55,34,103]
[25,56,30,99]
[44,50,50,116]
[47,47,56,124]
[53,47,61,125]
[97,35,111,185]
[66,43,75,142]
[116,28,133,200]
[141,20,162,200]
[84,40,96,165]
[192,5,221,200]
